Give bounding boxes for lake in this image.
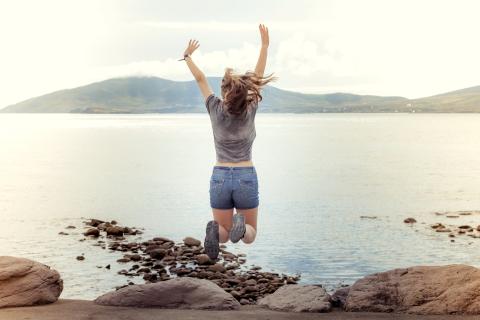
[1,113,480,299]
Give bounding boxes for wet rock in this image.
[183,237,201,247]
[84,228,100,237]
[66,225,76,229]
[208,264,226,273]
[345,264,480,314]
[76,255,85,261]
[403,217,417,223]
[330,286,350,308]
[153,236,174,243]
[258,284,331,312]
[94,277,240,310]
[106,226,124,236]
[195,254,213,265]
[0,256,63,307]
[58,231,69,235]
[86,218,104,227]
[149,249,167,260]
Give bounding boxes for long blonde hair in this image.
[221,67,278,116]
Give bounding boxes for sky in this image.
[0,0,479,108]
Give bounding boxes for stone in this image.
[258,284,331,312]
[83,228,100,237]
[0,256,63,307]
[149,249,167,260]
[344,264,480,314]
[403,217,417,223]
[106,226,124,236]
[208,263,226,273]
[330,286,350,308]
[94,277,240,310]
[183,237,201,247]
[195,254,213,265]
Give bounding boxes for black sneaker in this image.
[229,212,246,243]
[204,220,219,259]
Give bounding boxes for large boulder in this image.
[345,264,480,314]
[94,277,240,310]
[0,256,63,307]
[257,284,331,312]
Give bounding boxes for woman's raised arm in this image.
[254,24,269,78]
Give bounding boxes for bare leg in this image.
[212,208,234,243]
[236,207,258,244]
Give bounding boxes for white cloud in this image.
[1,0,480,108]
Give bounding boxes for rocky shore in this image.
[75,218,301,305]
[3,214,480,317]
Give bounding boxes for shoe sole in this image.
[230,213,246,243]
[204,220,219,259]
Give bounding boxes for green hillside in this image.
[1,76,479,113]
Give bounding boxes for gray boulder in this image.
[94,277,240,310]
[0,256,63,308]
[345,264,480,314]
[257,284,331,312]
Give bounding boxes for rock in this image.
[106,226,124,236]
[330,286,350,308]
[94,277,240,310]
[0,256,63,307]
[66,225,76,229]
[195,254,213,265]
[403,217,416,223]
[76,256,85,261]
[83,228,100,237]
[148,249,167,260]
[436,228,451,233]
[58,231,68,235]
[208,263,226,273]
[153,236,174,243]
[344,264,480,314]
[258,284,331,312]
[183,237,201,247]
[86,218,104,227]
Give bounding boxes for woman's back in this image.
[206,93,258,163]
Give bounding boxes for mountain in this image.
[408,85,480,112]
[1,76,479,113]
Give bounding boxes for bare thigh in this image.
[212,208,234,231]
[236,206,258,230]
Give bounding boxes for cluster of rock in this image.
[404,210,480,242]
[94,263,480,314]
[82,218,143,238]
[77,218,300,305]
[4,254,480,314]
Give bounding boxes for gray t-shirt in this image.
[205,93,258,162]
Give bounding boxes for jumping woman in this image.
[182,24,277,259]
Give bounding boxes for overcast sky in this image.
[0,0,479,108]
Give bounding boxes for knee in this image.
[218,225,230,243]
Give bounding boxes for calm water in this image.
[1,113,480,299]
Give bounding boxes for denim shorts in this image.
[209,166,259,210]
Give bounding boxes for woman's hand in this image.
[184,39,200,56]
[259,24,269,47]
